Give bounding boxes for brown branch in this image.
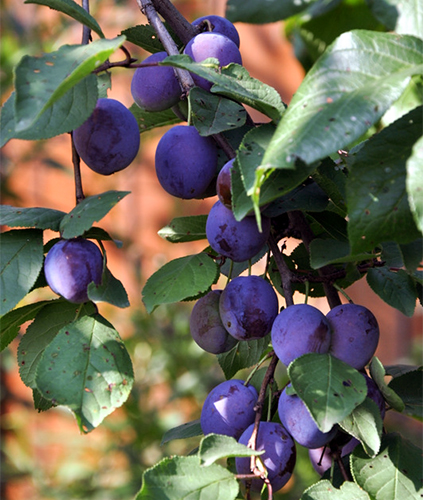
[70,132,85,204]
[151,0,198,44]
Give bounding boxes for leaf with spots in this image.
[301,479,371,500]
[35,313,134,433]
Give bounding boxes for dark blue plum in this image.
[309,438,359,475]
[192,15,240,47]
[219,275,279,341]
[200,379,258,439]
[236,422,296,493]
[190,290,237,354]
[131,51,181,112]
[271,304,331,366]
[155,125,218,199]
[216,158,235,208]
[184,32,242,90]
[206,200,270,262]
[73,98,140,175]
[327,303,380,370]
[44,238,103,303]
[278,385,337,449]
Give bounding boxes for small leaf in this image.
[0,229,44,316]
[0,205,66,231]
[135,455,239,500]
[121,23,180,53]
[388,368,422,419]
[142,253,219,313]
[406,134,423,233]
[87,267,130,308]
[301,479,371,500]
[366,267,417,317]
[59,190,130,238]
[309,239,374,268]
[199,434,263,467]
[158,215,208,243]
[160,419,203,445]
[351,432,423,500]
[369,357,405,412]
[35,314,134,433]
[288,353,367,432]
[130,103,182,134]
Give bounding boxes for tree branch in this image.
[151,0,198,44]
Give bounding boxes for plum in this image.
[327,303,380,370]
[309,437,359,475]
[73,98,140,175]
[131,51,181,112]
[219,275,279,341]
[206,200,270,262]
[271,304,331,366]
[155,125,218,199]
[190,290,237,354]
[216,158,234,208]
[192,15,240,47]
[278,385,338,449]
[362,373,386,418]
[236,422,296,493]
[183,32,242,90]
[44,238,103,303]
[200,379,258,439]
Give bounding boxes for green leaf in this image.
[347,106,422,253]
[87,267,130,308]
[406,135,423,233]
[301,479,371,500]
[288,353,367,433]
[339,398,383,458]
[351,432,423,500]
[388,368,422,419]
[0,205,66,231]
[59,191,130,238]
[217,334,271,380]
[24,0,105,38]
[130,103,182,134]
[0,229,44,316]
[1,75,98,147]
[121,23,181,53]
[35,314,134,433]
[312,158,347,215]
[81,226,123,248]
[368,0,423,37]
[199,434,263,467]
[162,55,286,122]
[158,215,208,243]
[14,37,125,131]
[385,364,422,378]
[366,267,417,317]
[33,387,55,412]
[309,239,374,268]
[18,301,97,388]
[142,253,219,313]
[258,31,423,195]
[0,300,54,351]
[189,86,246,136]
[135,455,239,500]
[160,419,203,446]
[369,357,405,412]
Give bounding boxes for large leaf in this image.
[368,0,423,37]
[347,106,422,253]
[35,314,134,433]
[59,191,130,238]
[142,253,219,313]
[0,205,66,231]
[388,368,423,420]
[0,229,44,316]
[14,37,125,131]
[135,456,239,500]
[406,134,423,233]
[351,433,423,500]
[198,434,263,467]
[158,215,207,243]
[258,31,423,194]
[0,75,98,147]
[288,353,367,432]
[24,0,105,38]
[301,479,371,500]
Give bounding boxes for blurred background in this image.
[1,0,422,498]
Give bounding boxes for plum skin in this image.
[192,15,240,47]
[216,158,235,208]
[131,51,181,112]
[309,437,359,475]
[278,385,338,449]
[219,275,279,341]
[184,32,242,90]
[200,379,258,439]
[189,290,237,354]
[44,238,103,303]
[236,422,296,493]
[327,303,380,370]
[73,98,140,175]
[155,125,218,199]
[271,304,332,366]
[206,200,271,262]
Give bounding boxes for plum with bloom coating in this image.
[192,15,240,47]
[200,379,258,439]
[44,238,103,303]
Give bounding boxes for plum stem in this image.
[267,232,294,307]
[70,132,85,204]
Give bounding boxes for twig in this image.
[70,132,85,204]
[267,232,294,307]
[81,0,91,44]
[151,0,198,44]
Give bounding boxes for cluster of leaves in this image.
[0,0,422,499]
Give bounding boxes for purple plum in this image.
[192,15,240,47]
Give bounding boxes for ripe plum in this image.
[309,437,359,475]
[192,15,240,47]
[216,158,234,208]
